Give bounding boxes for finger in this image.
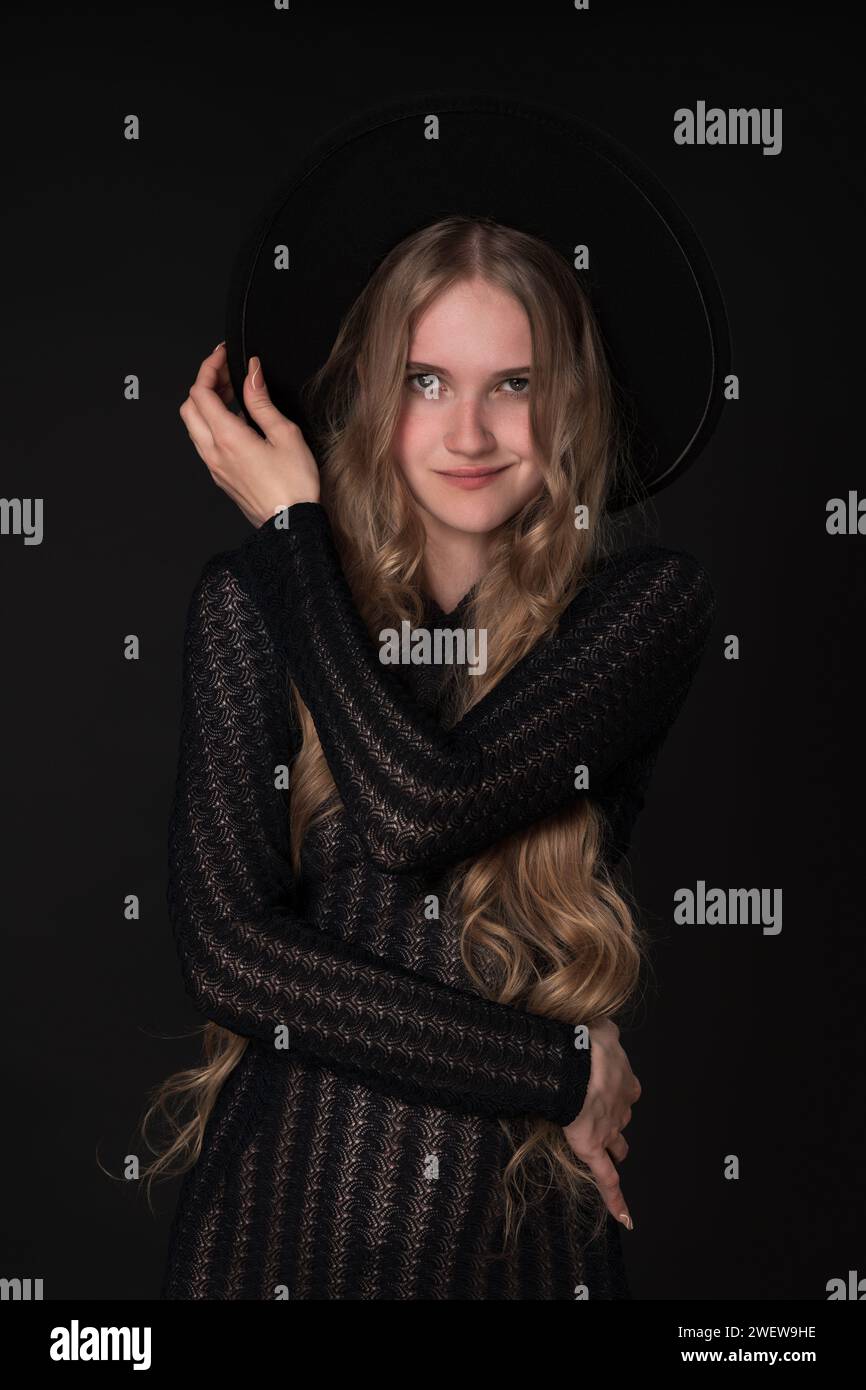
[190,342,243,425]
[179,395,215,455]
[584,1148,633,1230]
[194,343,227,390]
[205,342,236,408]
[606,1130,629,1162]
[188,369,250,448]
[243,354,299,446]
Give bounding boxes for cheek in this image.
[496,419,542,483]
[510,414,538,459]
[392,406,433,472]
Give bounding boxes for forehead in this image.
[408,279,531,367]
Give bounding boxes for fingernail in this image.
[249,355,261,390]
[213,340,225,353]
[618,1212,634,1231]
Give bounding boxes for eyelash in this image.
[405,373,530,398]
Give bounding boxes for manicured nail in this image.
[249,355,261,390]
[213,340,225,353]
[618,1212,634,1231]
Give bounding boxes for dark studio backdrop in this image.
[1,0,862,1307]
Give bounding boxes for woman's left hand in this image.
[179,344,321,527]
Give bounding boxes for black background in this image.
[1,0,862,1303]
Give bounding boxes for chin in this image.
[419,489,526,535]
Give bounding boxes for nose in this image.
[442,396,498,460]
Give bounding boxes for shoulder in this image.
[182,547,283,666]
[182,548,243,623]
[562,543,717,665]
[586,542,716,616]
[186,545,265,609]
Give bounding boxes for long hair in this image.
[136,215,651,1251]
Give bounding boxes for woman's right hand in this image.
[562,1017,641,1230]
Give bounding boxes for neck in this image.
[419,516,491,614]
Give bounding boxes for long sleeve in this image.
[228,502,717,876]
[165,552,591,1125]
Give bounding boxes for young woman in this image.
[143,215,716,1300]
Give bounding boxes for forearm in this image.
[168,881,590,1124]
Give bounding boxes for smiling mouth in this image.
[434,465,511,477]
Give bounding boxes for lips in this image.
[437,467,507,477]
[434,465,512,490]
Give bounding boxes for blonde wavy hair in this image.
[135,214,652,1253]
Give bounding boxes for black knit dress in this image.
[160,502,715,1300]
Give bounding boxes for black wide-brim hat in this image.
[226,91,730,512]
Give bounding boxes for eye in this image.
[500,377,530,396]
[406,372,441,397]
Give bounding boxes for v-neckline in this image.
[422,586,475,623]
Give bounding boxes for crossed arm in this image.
[166,554,592,1124]
[168,511,714,1121]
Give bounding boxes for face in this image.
[392,277,545,541]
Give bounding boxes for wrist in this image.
[553,1023,592,1125]
[255,496,321,528]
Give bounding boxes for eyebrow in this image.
[406,360,532,377]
